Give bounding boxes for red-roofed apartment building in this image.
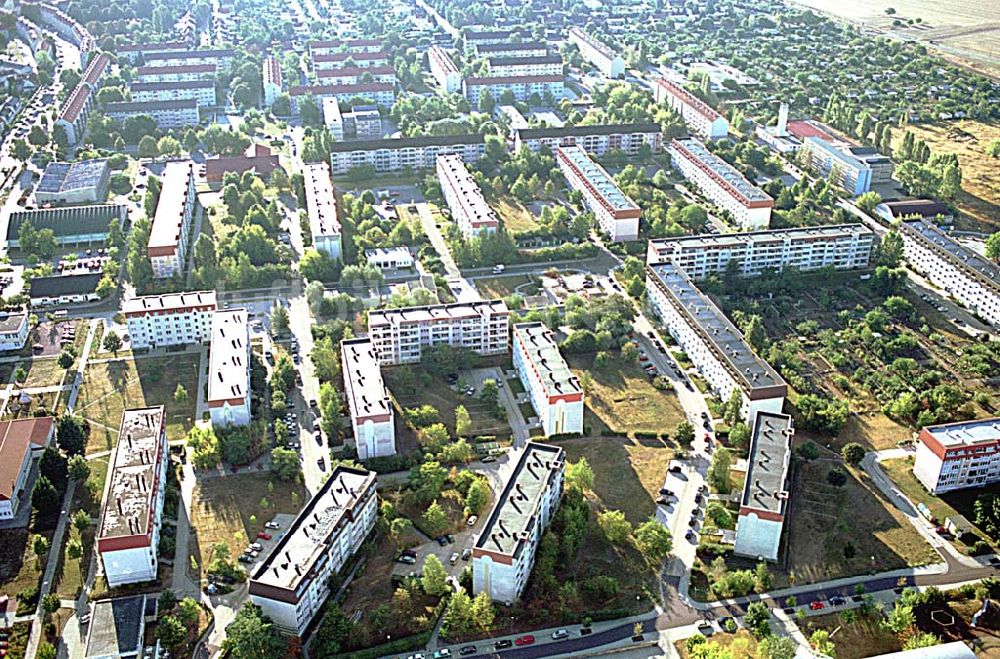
[204,144,280,183]
[0,417,56,521]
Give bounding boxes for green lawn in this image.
[496,198,540,233]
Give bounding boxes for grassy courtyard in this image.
[76,354,201,453]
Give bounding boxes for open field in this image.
[897,120,1000,230]
[472,274,535,299]
[567,354,686,438]
[53,522,91,599]
[803,612,902,659]
[76,354,201,453]
[496,198,540,233]
[187,472,307,580]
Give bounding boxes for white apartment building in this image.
[487,54,563,77]
[147,162,196,279]
[263,55,282,107]
[513,122,662,156]
[135,64,216,83]
[303,162,342,260]
[105,99,200,129]
[670,138,774,230]
[367,300,511,366]
[0,417,55,520]
[313,51,389,70]
[329,134,486,175]
[567,27,624,78]
[365,246,413,271]
[97,407,168,587]
[54,52,109,145]
[899,219,1000,328]
[207,309,251,427]
[513,323,583,437]
[249,466,377,634]
[800,137,872,196]
[734,411,793,561]
[473,443,565,604]
[323,97,344,140]
[646,224,874,279]
[129,80,216,107]
[913,417,1000,494]
[646,262,787,421]
[653,78,729,139]
[123,291,218,350]
[290,82,395,110]
[428,45,461,94]
[119,41,190,64]
[143,48,234,67]
[464,29,517,55]
[341,338,395,460]
[473,41,548,59]
[436,154,499,239]
[0,312,30,352]
[316,65,396,85]
[556,145,640,242]
[310,38,382,57]
[463,75,565,105]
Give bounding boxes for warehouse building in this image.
[34,159,110,204]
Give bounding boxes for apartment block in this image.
[567,27,624,78]
[899,219,1000,328]
[801,136,872,196]
[487,54,563,77]
[304,162,342,260]
[316,65,396,85]
[513,323,583,437]
[0,417,54,520]
[463,75,564,105]
[97,407,168,587]
[669,138,773,230]
[136,64,217,83]
[513,122,662,156]
[464,28,517,55]
[473,443,565,604]
[263,55,282,106]
[313,51,389,70]
[143,48,234,67]
[323,97,344,141]
[367,300,510,365]
[119,41,191,64]
[249,466,377,634]
[290,82,395,110]
[436,154,499,239]
[913,417,1000,494]
[653,78,729,139]
[207,309,251,427]
[0,312,30,352]
[734,411,793,561]
[556,145,640,242]
[646,224,874,279]
[428,45,462,94]
[473,41,548,59]
[55,52,109,144]
[105,99,200,130]
[646,262,787,421]
[310,39,383,57]
[129,80,216,107]
[147,162,196,279]
[329,134,486,175]
[347,106,381,139]
[123,291,218,350]
[341,338,395,460]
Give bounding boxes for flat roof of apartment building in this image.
[313,50,388,63]
[368,299,509,328]
[901,219,1000,293]
[148,162,192,255]
[648,224,873,263]
[98,407,165,543]
[488,54,563,68]
[328,133,484,153]
[437,153,498,230]
[428,45,459,74]
[136,64,216,76]
[556,145,639,213]
[130,79,214,92]
[568,26,619,60]
[671,138,772,206]
[303,162,341,237]
[647,262,786,397]
[474,41,548,54]
[740,411,792,516]
[921,417,1000,450]
[514,322,580,398]
[251,466,375,594]
[316,65,395,79]
[144,48,234,62]
[341,338,391,418]
[122,290,217,317]
[105,98,199,114]
[476,443,564,558]
[464,74,563,86]
[517,122,659,140]
[207,309,249,404]
[804,136,869,173]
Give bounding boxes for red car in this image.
[809,601,825,610]
[257,532,272,540]
[515,635,535,646]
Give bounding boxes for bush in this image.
[797,442,819,460]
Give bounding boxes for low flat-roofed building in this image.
[97,407,168,587]
[899,219,1000,328]
[35,158,109,204]
[207,309,251,427]
[304,162,342,260]
[0,417,55,520]
[105,98,199,129]
[249,466,377,634]
[6,204,127,249]
[28,272,103,306]
[436,154,499,239]
[365,246,413,271]
[847,146,894,184]
[567,27,624,78]
[147,162,196,278]
[653,78,728,139]
[0,312,30,352]
[341,338,395,459]
[876,199,953,223]
[913,417,1000,494]
[513,322,583,437]
[473,442,565,603]
[556,145,639,242]
[646,262,787,421]
[204,144,280,183]
[84,594,157,659]
[123,290,218,349]
[513,122,662,156]
[646,224,874,279]
[734,411,793,561]
[368,299,510,365]
[328,133,486,175]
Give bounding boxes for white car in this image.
[265,521,280,529]
[551,629,569,640]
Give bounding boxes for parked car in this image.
[317,457,325,471]
[265,521,280,529]
[494,639,513,650]
[685,529,696,541]
[656,496,670,505]
[830,596,846,606]
[257,532,272,540]
[515,635,535,646]
[461,548,472,561]
[398,555,417,565]
[551,629,569,640]
[810,601,825,610]
[449,552,459,564]
[659,488,674,497]
[437,536,448,547]
[238,554,253,564]
[432,650,451,659]
[459,647,477,656]
[466,515,478,526]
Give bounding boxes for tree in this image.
[270,304,289,336]
[32,475,60,514]
[270,447,300,481]
[856,191,882,214]
[465,478,488,513]
[57,350,75,369]
[102,331,122,355]
[744,601,772,637]
[810,629,836,657]
[633,517,672,563]
[389,517,413,545]
[565,458,595,492]
[707,447,733,494]
[37,643,57,659]
[723,389,743,426]
[421,554,449,596]
[758,636,796,659]
[66,537,83,560]
[28,124,48,147]
[454,405,472,437]
[412,460,448,502]
[675,421,695,446]
[884,600,915,633]
[33,534,50,563]
[441,589,473,639]
[841,442,865,466]
[72,508,90,533]
[138,135,159,159]
[598,509,633,544]
[222,604,285,658]
[422,500,448,536]
[10,138,31,161]
[187,426,221,469]
[479,379,500,409]
[158,615,187,648]
[471,590,495,631]
[41,593,60,617]
[986,232,1000,262]
[313,606,352,655]
[174,383,188,405]
[729,422,750,448]
[178,597,200,627]
[903,633,941,650]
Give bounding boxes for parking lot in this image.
[390,516,483,584]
